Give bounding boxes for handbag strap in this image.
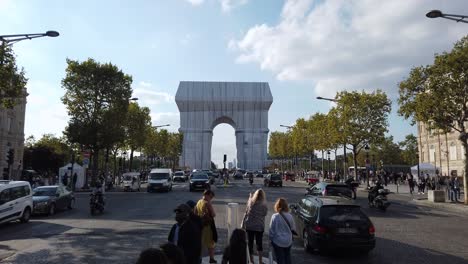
[279,212,293,233]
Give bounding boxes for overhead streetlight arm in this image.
[153,124,170,129]
[0,31,60,46]
[426,10,468,23]
[316,96,338,102]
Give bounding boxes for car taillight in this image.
[369,225,375,235]
[313,225,327,234]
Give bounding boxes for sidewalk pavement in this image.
[359,183,468,214]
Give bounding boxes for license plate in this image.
[337,228,358,234]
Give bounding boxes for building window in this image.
[429,146,435,162]
[7,117,13,133]
[450,143,457,161]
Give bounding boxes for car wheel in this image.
[280,184,283,187]
[48,203,56,216]
[20,207,31,223]
[68,199,75,210]
[303,229,312,252]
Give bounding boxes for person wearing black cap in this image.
[168,204,201,264]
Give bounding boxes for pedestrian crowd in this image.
[136,188,297,264]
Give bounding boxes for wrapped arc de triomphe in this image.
[175,81,273,170]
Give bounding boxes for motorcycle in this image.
[368,187,391,211]
[90,192,105,215]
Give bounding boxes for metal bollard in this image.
[397,183,399,194]
[226,203,239,241]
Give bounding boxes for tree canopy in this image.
[398,35,468,204]
[0,43,27,108]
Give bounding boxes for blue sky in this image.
[1,0,467,167]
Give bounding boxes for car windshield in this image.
[319,206,368,225]
[271,174,281,180]
[326,185,353,198]
[192,174,208,180]
[175,172,184,176]
[150,173,169,180]
[33,188,57,196]
[123,175,134,181]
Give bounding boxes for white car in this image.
[173,171,187,182]
[0,180,33,224]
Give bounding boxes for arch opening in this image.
[211,123,237,169]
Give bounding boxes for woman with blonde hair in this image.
[269,198,296,264]
[242,189,268,264]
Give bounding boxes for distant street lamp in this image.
[327,150,331,178]
[364,144,370,187]
[426,10,468,23]
[130,97,139,101]
[153,124,170,129]
[0,31,60,46]
[316,96,348,177]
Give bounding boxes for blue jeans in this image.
[271,242,291,264]
[450,189,458,202]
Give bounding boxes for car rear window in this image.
[326,185,353,198]
[271,174,281,180]
[319,206,368,224]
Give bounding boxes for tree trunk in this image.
[321,150,325,177]
[92,148,99,185]
[129,149,134,172]
[352,145,358,180]
[334,148,338,175]
[460,135,468,205]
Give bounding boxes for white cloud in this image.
[231,0,468,99]
[180,34,194,45]
[185,0,205,6]
[219,0,248,12]
[133,81,175,106]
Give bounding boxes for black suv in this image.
[264,174,283,187]
[290,196,375,254]
[306,182,353,199]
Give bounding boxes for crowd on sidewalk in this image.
[135,189,297,264]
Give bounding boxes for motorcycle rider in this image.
[368,180,383,205]
[91,178,105,209]
[345,176,357,199]
[249,172,254,185]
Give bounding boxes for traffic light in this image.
[223,154,227,163]
[2,168,8,180]
[7,149,14,165]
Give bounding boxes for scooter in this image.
[90,192,105,215]
[368,188,391,211]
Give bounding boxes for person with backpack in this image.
[269,198,296,264]
[242,189,267,264]
[222,229,248,264]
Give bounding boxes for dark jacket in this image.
[168,219,202,264]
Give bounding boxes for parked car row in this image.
[1,180,76,226]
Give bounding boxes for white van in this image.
[0,181,33,224]
[147,168,173,192]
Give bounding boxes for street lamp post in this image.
[426,10,468,23]
[316,96,348,177]
[364,144,370,187]
[280,125,295,172]
[327,150,331,179]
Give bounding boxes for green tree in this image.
[398,35,468,204]
[334,90,392,180]
[61,58,132,182]
[0,43,27,108]
[399,134,418,165]
[167,132,183,169]
[125,102,151,170]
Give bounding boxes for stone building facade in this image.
[0,96,26,180]
[418,121,466,177]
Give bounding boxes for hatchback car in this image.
[0,181,33,224]
[173,171,187,182]
[264,174,283,187]
[290,196,375,254]
[189,172,210,192]
[32,185,75,215]
[306,182,353,199]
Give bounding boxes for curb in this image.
[410,199,468,214]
